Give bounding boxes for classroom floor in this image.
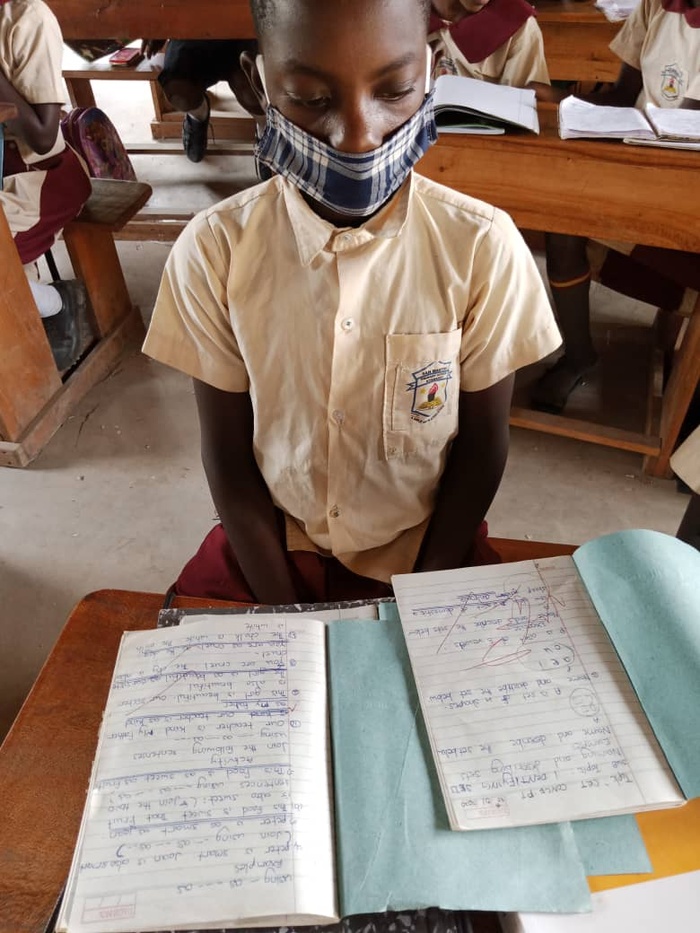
[0,79,691,741]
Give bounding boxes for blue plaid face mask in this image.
[254,55,437,219]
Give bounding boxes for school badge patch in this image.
[660,64,684,102]
[406,361,454,423]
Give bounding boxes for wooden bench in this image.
[536,0,623,83]
[62,44,257,148]
[0,178,152,467]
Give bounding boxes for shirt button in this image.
[329,505,341,519]
[341,233,352,243]
[332,409,345,425]
[341,318,354,332]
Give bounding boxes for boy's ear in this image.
[238,50,267,117]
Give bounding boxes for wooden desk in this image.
[417,106,700,476]
[0,539,575,933]
[536,1,621,83]
[50,0,621,84]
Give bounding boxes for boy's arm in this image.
[194,379,302,605]
[415,375,514,572]
[0,72,60,155]
[530,63,643,106]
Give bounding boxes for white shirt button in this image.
[332,409,345,425]
[341,233,352,243]
[341,318,354,332]
[329,505,341,518]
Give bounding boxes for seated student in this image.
[529,0,700,413]
[141,39,261,162]
[1,0,92,370]
[429,0,550,86]
[143,0,561,605]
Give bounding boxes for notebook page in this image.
[393,558,683,831]
[644,104,700,140]
[57,616,336,933]
[558,96,654,139]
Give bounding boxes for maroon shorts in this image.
[3,140,91,265]
[175,520,500,603]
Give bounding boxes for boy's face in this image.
[249,0,429,153]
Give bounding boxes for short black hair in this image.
[250,0,431,38]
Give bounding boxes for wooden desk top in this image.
[0,102,18,123]
[418,105,700,252]
[0,541,576,933]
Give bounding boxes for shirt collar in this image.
[660,0,700,26]
[282,173,413,265]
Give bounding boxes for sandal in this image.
[531,357,597,415]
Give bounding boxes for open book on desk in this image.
[558,96,700,149]
[393,530,700,833]
[433,75,539,135]
[57,606,597,931]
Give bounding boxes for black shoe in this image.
[182,95,210,163]
[41,280,86,371]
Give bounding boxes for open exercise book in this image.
[433,74,539,134]
[558,96,700,150]
[393,530,700,833]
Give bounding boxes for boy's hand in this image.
[527,82,567,104]
[194,380,302,605]
[415,377,513,573]
[141,39,167,58]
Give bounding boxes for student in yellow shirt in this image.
[429,0,550,86]
[530,0,700,413]
[143,0,561,604]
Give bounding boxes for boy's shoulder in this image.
[184,176,286,242]
[412,172,519,242]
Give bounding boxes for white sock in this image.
[29,281,63,318]
[188,96,209,122]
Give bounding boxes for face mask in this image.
[254,48,437,218]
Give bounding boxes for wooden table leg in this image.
[64,76,97,109]
[63,226,133,336]
[644,291,700,478]
[0,208,61,441]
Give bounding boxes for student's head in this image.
[244,0,432,152]
[431,0,491,19]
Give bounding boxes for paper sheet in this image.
[57,616,336,933]
[392,559,682,830]
[328,617,592,915]
[644,104,700,140]
[434,74,539,133]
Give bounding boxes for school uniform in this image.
[610,0,700,107]
[0,0,90,265]
[593,0,700,308]
[429,0,550,87]
[144,172,560,595]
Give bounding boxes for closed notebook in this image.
[392,530,700,832]
[432,74,539,135]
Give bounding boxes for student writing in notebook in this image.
[143,0,561,605]
[528,0,700,413]
[429,0,550,87]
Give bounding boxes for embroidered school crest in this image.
[660,64,684,102]
[406,361,454,423]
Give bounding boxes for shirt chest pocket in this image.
[383,330,462,460]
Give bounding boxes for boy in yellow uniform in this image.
[143,0,561,604]
[429,0,549,86]
[1,0,91,369]
[531,0,700,412]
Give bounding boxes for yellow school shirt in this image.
[610,0,700,106]
[430,18,550,87]
[0,0,66,163]
[143,173,561,582]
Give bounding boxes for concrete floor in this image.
[0,79,690,740]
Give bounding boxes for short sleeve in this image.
[609,0,653,71]
[501,18,550,87]
[142,212,250,393]
[8,1,65,105]
[459,209,561,392]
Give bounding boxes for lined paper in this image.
[393,558,683,831]
[57,616,336,933]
